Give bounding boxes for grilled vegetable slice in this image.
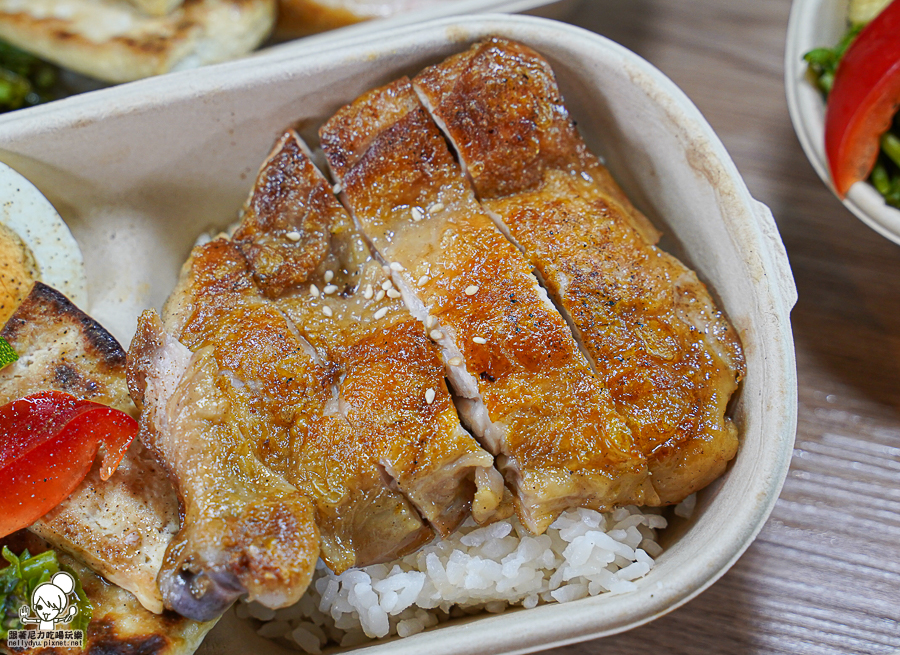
[825,0,900,196]
[0,391,137,538]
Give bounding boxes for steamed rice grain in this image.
[244,506,666,652]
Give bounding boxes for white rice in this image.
[239,505,667,652]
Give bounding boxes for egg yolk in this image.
[0,223,37,326]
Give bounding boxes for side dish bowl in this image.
[0,14,797,654]
[785,0,900,244]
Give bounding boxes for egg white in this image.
[0,161,88,308]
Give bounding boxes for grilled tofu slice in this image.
[0,282,179,615]
[1,530,215,655]
[128,297,320,622]
[321,78,650,535]
[415,38,746,504]
[236,131,503,537]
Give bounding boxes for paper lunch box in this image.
[0,13,798,655]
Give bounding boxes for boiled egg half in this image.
[0,162,87,325]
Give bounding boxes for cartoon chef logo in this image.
[18,571,79,630]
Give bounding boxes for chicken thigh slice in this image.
[415,38,746,504]
[244,133,502,534]
[175,243,432,574]
[321,78,650,534]
[144,131,499,581]
[128,308,319,622]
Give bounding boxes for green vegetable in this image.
[877,114,900,208]
[803,25,862,95]
[881,130,900,168]
[0,40,58,113]
[0,546,92,641]
[0,336,17,370]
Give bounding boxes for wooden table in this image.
[543,1,900,653]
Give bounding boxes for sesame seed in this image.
[387,289,401,298]
[285,231,301,242]
[411,207,424,222]
[473,337,487,344]
[309,284,320,298]
[381,280,393,290]
[448,357,463,366]
[429,330,443,340]
[333,183,342,194]
[363,284,373,299]
[324,270,334,283]
[425,316,436,329]
[383,265,390,274]
[390,262,404,272]
[465,285,479,296]
[429,202,445,213]
[323,284,338,295]
[425,388,436,405]
[322,306,333,317]
[375,290,386,301]
[373,307,388,320]
[418,275,430,286]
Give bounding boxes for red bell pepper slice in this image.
[825,0,900,197]
[0,390,137,538]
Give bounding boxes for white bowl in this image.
[785,0,900,244]
[0,14,798,654]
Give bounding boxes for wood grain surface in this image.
[540,1,900,654]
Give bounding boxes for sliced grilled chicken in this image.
[135,130,501,591]
[239,132,503,535]
[168,237,432,576]
[321,78,651,535]
[0,282,179,615]
[128,306,320,622]
[415,37,746,504]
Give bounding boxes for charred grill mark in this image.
[234,132,338,297]
[322,75,648,532]
[416,37,744,506]
[1,282,127,372]
[87,618,170,655]
[53,362,81,389]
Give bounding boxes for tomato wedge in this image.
[825,0,900,197]
[0,390,138,538]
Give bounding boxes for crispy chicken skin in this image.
[321,78,651,535]
[254,133,502,537]
[128,307,320,622]
[233,135,343,298]
[133,131,501,602]
[0,282,180,615]
[173,239,432,575]
[415,38,746,504]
